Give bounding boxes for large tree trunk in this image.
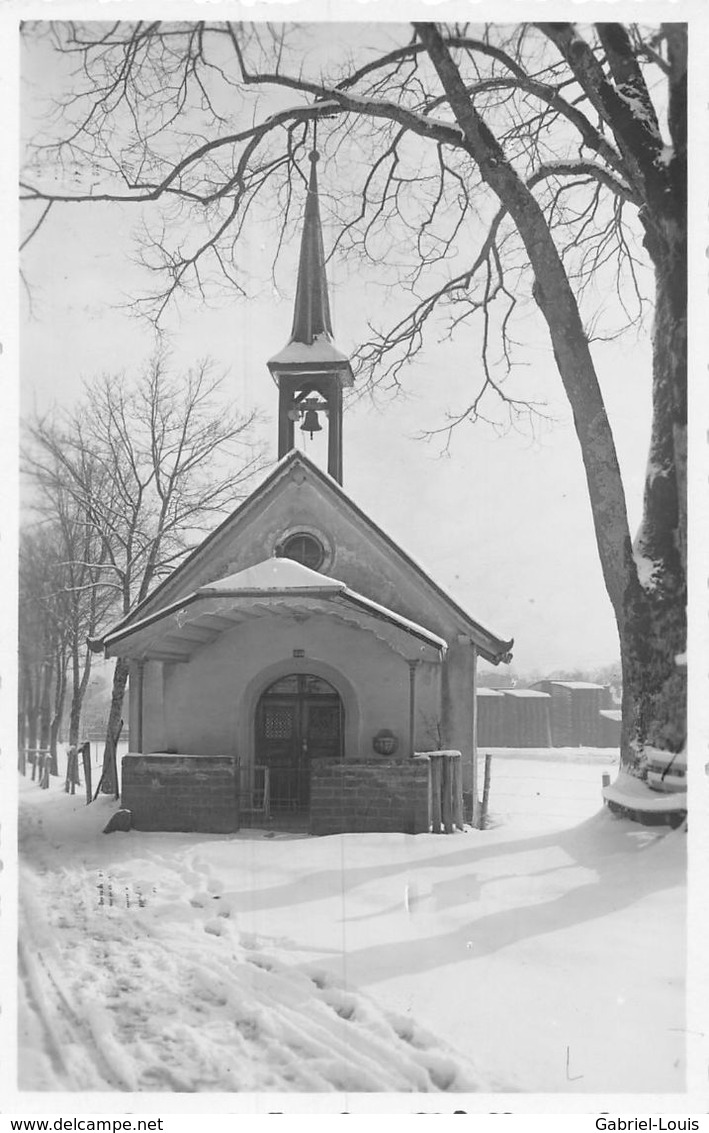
[419,22,686,775]
[622,189,687,765]
[100,657,129,795]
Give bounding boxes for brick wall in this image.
[310,757,430,835]
[122,753,239,833]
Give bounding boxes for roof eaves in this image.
[95,451,304,644]
[339,589,447,652]
[291,457,514,662]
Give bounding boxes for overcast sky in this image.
[19,24,655,677]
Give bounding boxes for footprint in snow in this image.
[189,892,223,909]
[393,1021,415,1044]
[390,1014,431,1050]
[309,970,330,990]
[426,1059,458,1092]
[204,919,228,937]
[331,999,356,1021]
[246,955,274,971]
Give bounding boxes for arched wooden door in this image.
[255,674,343,811]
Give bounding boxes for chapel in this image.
[97,151,513,835]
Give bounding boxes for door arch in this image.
[255,673,343,811]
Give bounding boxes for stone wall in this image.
[310,756,430,835]
[122,753,239,833]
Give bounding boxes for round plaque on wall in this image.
[372,729,398,756]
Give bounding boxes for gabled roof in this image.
[97,449,513,665]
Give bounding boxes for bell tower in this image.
[267,149,354,485]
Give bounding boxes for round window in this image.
[280,532,325,571]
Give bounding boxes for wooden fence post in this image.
[82,742,92,805]
[451,754,464,830]
[480,753,493,829]
[441,754,453,834]
[430,754,442,834]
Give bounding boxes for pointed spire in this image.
[267,148,354,383]
[267,135,353,484]
[290,150,333,345]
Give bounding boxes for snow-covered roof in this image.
[550,681,606,691]
[197,558,345,596]
[502,689,550,699]
[267,334,353,373]
[101,557,447,663]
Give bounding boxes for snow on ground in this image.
[17,748,686,1096]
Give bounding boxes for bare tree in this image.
[23,355,266,791]
[21,22,687,774]
[26,475,116,749]
[19,525,72,774]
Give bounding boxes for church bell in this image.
[300,407,322,437]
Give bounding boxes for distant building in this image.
[530,681,612,747]
[476,681,616,749]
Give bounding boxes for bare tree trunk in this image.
[100,657,129,795]
[49,649,68,774]
[38,659,53,752]
[18,669,31,754]
[18,706,27,755]
[68,642,94,747]
[26,673,39,756]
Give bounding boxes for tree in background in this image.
[23,355,266,791]
[21,22,687,779]
[21,471,117,760]
[18,524,72,773]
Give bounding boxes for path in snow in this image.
[18,787,487,1094]
[16,752,686,1096]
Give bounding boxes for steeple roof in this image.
[268,151,354,382]
[291,150,333,345]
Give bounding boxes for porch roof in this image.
[100,558,447,664]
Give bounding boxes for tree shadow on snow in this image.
[225,810,682,926]
[291,812,685,979]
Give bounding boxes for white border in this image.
[3,1,707,1121]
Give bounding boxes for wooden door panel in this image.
[305,702,342,761]
[258,701,296,764]
[255,675,343,811]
